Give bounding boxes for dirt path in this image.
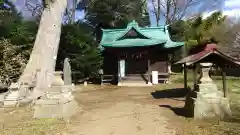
[65,86,176,135]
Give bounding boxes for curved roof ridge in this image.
[115,20,154,40]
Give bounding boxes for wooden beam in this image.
[222,67,228,97]
[148,59,151,84]
[184,63,188,89]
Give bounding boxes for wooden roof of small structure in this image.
[175,43,240,67]
[99,20,184,49]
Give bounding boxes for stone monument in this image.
[3,70,39,107]
[185,63,231,120]
[63,58,72,85]
[34,67,78,119]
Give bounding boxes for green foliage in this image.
[85,0,150,28]
[168,20,187,63]
[57,22,103,79]
[169,11,227,56]
[186,11,226,44]
[8,21,38,45]
[0,1,21,38]
[0,1,37,85]
[169,20,187,42]
[0,39,30,85]
[0,1,38,45]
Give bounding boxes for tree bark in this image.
[18,0,68,98]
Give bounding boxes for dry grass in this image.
[0,73,239,135]
[0,107,67,135]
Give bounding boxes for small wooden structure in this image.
[176,43,240,97]
[99,20,184,85]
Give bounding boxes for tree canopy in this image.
[0,1,37,85]
[85,0,150,29]
[0,0,103,85]
[169,11,227,55]
[57,22,103,81]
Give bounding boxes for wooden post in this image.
[222,67,228,97]
[118,59,121,84]
[148,59,151,84]
[193,64,197,88]
[184,63,187,89]
[100,74,103,85]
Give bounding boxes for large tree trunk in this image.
[18,0,68,98]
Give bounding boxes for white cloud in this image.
[224,0,240,8]
[223,9,240,17]
[201,0,240,20]
[202,9,240,19]
[202,10,217,19]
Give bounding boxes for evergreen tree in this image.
[0,1,37,85]
[57,22,103,81]
[85,0,150,29]
[169,11,226,55]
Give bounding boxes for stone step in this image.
[118,81,152,87]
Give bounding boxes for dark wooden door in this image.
[126,53,148,74]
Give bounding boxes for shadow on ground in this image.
[159,105,190,117]
[151,88,189,99]
[151,88,191,118]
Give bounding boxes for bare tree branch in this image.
[151,0,161,26]
[25,0,44,21]
[150,0,222,25]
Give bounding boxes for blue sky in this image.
[10,0,240,26]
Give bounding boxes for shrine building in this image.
[99,20,184,86]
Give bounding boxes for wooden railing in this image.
[71,72,170,85]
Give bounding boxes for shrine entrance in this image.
[99,20,184,85]
[125,51,148,75]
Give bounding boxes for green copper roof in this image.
[100,20,184,49]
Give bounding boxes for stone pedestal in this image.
[34,87,78,119]
[3,83,21,107]
[52,71,64,86]
[3,82,35,107]
[185,63,231,120]
[33,71,78,119]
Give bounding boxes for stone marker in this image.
[185,63,231,120]
[63,58,72,85]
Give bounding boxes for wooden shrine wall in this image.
[150,49,168,73]
[103,46,169,75]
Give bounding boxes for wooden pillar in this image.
[99,69,103,85]
[148,59,151,84]
[222,67,228,97]
[184,63,188,89]
[100,75,103,85]
[118,59,121,84]
[193,64,197,88]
